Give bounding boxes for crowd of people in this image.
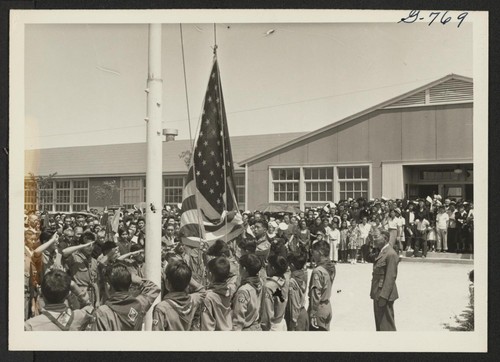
[23,195,474,331]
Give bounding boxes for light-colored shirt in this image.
[436,212,449,230]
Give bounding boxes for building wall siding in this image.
[246,103,473,209]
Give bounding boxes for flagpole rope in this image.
[179,24,194,150]
[179,24,205,255]
[213,24,228,245]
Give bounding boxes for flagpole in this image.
[144,23,163,330]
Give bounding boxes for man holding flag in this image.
[179,57,245,283]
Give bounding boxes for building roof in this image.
[239,74,473,166]
[24,132,306,177]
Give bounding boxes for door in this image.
[417,184,439,198]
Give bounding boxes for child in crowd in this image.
[348,219,361,264]
[261,254,290,331]
[231,253,263,331]
[427,220,437,252]
[200,256,237,331]
[338,221,349,263]
[285,251,309,331]
[152,260,206,331]
[308,239,336,331]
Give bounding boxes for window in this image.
[272,168,299,202]
[55,181,71,212]
[38,182,54,212]
[234,173,245,210]
[420,171,461,181]
[24,180,37,211]
[24,179,88,212]
[122,178,145,209]
[304,167,333,202]
[72,180,89,211]
[164,176,184,205]
[338,166,369,200]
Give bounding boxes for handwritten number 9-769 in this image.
[398,10,468,28]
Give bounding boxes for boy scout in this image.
[92,263,160,331]
[308,239,336,331]
[367,229,399,331]
[232,253,262,331]
[152,260,206,331]
[200,256,237,330]
[260,254,290,331]
[286,251,309,331]
[25,270,94,331]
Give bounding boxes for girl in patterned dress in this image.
[339,221,349,263]
[347,219,361,264]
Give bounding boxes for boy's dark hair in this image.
[165,260,192,292]
[268,254,288,276]
[270,238,288,259]
[239,253,261,277]
[101,241,117,256]
[41,270,71,304]
[39,230,55,244]
[206,239,230,257]
[239,238,257,254]
[107,263,132,292]
[254,220,268,230]
[312,239,330,257]
[287,251,308,270]
[207,256,231,283]
[79,230,96,245]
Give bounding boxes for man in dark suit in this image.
[366,229,399,331]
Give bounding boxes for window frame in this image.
[121,177,146,209]
[163,176,185,205]
[269,167,301,203]
[269,164,371,208]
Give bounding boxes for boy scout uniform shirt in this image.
[25,303,94,331]
[152,289,205,331]
[231,276,262,331]
[200,277,237,331]
[65,251,98,290]
[287,270,308,327]
[260,274,290,331]
[92,279,160,331]
[308,262,335,330]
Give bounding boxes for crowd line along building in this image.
[24,74,473,213]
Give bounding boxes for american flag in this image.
[179,58,244,247]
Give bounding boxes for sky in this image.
[24,21,473,149]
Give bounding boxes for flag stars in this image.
[196,170,200,176]
[208,96,212,103]
[202,180,207,185]
[215,161,220,167]
[197,151,202,157]
[215,181,220,186]
[216,198,221,204]
[204,141,208,146]
[210,151,215,156]
[205,119,210,125]
[209,189,214,194]
[202,160,207,166]
[209,170,214,176]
